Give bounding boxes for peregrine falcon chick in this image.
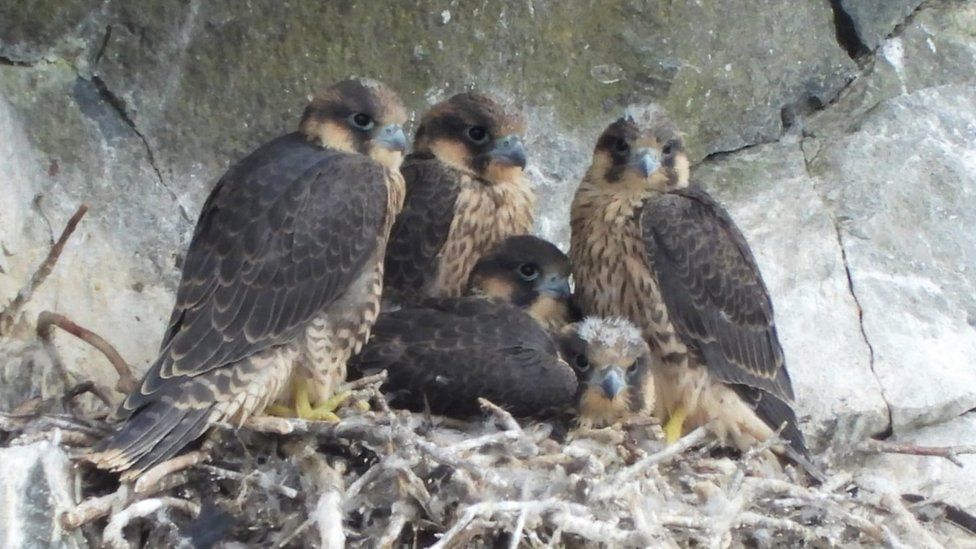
[350,235,576,417]
[88,78,407,477]
[570,106,816,474]
[558,317,655,428]
[383,92,535,305]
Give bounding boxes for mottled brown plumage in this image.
[383,93,535,305]
[558,317,655,428]
[350,235,576,417]
[89,78,408,477]
[570,107,812,464]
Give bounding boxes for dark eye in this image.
[627,362,639,375]
[662,141,675,155]
[467,126,489,143]
[518,263,538,280]
[349,113,374,130]
[613,138,630,154]
[575,355,590,371]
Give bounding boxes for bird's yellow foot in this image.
[664,406,688,444]
[296,381,349,422]
[267,379,349,422]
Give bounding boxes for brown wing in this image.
[382,152,460,304]
[130,133,389,408]
[92,133,391,474]
[640,186,793,401]
[640,185,813,459]
[349,297,577,417]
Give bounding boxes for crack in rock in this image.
[799,141,894,436]
[829,0,935,62]
[92,25,113,68]
[0,54,40,68]
[89,75,192,224]
[828,0,870,60]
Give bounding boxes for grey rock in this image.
[837,0,924,51]
[809,0,976,137]
[695,142,889,450]
[0,0,108,66]
[0,63,188,387]
[0,442,85,548]
[807,84,976,433]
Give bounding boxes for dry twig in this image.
[378,501,414,549]
[102,497,200,549]
[858,438,976,468]
[0,204,88,335]
[613,426,709,485]
[877,493,945,549]
[62,487,132,531]
[36,311,138,394]
[509,509,528,549]
[134,450,209,494]
[13,373,969,547]
[61,473,191,530]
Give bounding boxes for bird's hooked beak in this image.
[375,124,407,152]
[631,147,660,178]
[488,135,527,169]
[539,275,571,300]
[599,367,626,399]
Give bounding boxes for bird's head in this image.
[299,77,408,170]
[466,235,574,329]
[587,106,690,193]
[558,317,655,427]
[413,92,527,184]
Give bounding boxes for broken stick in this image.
[858,439,976,468]
[36,310,138,394]
[0,203,88,335]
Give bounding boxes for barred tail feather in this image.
[88,398,214,478]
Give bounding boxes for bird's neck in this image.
[526,296,572,332]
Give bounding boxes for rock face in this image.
[1,0,974,479]
[809,85,976,433]
[0,442,85,548]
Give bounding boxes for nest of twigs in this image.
[1,379,971,549]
